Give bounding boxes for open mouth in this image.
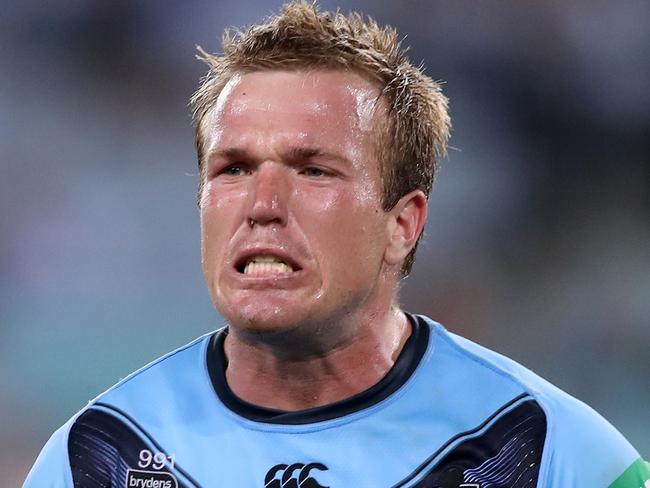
[236,255,301,276]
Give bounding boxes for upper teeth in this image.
[244,256,293,275]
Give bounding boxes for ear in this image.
[384,190,428,267]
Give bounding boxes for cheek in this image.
[201,180,244,210]
[202,185,248,234]
[297,186,386,266]
[200,190,245,271]
[200,218,223,278]
[336,191,388,264]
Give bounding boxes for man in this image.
[25,2,648,487]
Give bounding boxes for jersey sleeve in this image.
[23,422,73,488]
[542,391,647,487]
[607,458,650,488]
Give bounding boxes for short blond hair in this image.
[191,1,450,276]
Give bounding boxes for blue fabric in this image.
[24,316,641,487]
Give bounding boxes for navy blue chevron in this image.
[393,394,546,488]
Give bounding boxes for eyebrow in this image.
[207,146,350,166]
[206,147,253,164]
[285,147,330,163]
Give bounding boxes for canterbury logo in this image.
[264,462,329,488]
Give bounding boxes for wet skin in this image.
[199,69,427,408]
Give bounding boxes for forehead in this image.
[201,69,382,153]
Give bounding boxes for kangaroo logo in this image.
[264,462,329,488]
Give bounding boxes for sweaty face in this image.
[199,70,392,336]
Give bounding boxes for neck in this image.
[223,306,411,411]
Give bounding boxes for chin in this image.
[218,295,308,336]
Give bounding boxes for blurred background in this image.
[1,0,648,483]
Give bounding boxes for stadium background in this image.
[1,0,648,483]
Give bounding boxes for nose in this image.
[247,161,290,227]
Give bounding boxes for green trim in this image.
[608,458,650,488]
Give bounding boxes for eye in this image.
[303,166,327,177]
[219,164,248,177]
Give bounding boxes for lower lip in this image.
[229,268,307,288]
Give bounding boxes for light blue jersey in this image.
[25,315,649,487]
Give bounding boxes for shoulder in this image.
[418,315,643,487]
[24,420,76,487]
[92,329,215,405]
[25,330,217,486]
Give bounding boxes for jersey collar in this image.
[206,313,430,425]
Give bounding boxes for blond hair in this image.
[191,1,451,276]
